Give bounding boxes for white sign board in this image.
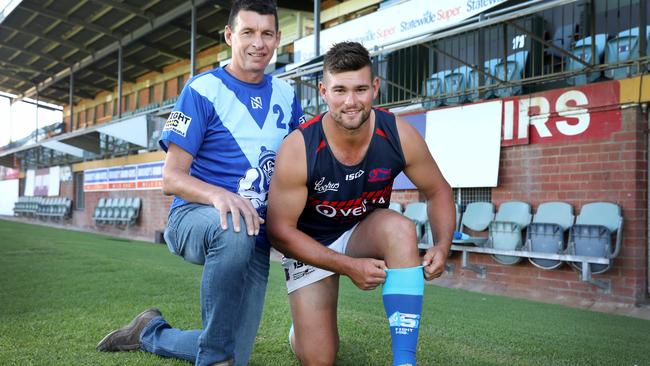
[425,101,502,187]
[24,167,61,196]
[294,0,509,62]
[0,179,19,215]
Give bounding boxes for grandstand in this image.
[0,0,648,311]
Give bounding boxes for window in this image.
[454,187,492,212]
[124,94,130,111]
[74,172,85,210]
[113,99,118,115]
[177,75,185,93]
[149,84,155,104]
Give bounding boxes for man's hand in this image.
[346,258,387,290]
[422,245,449,281]
[210,187,263,236]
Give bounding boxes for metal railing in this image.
[287,0,650,114]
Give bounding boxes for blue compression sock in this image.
[382,266,424,366]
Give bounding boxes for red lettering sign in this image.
[501,81,621,146]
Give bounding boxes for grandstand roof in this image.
[0,0,311,105]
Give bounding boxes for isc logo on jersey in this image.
[163,111,192,137]
[388,311,420,329]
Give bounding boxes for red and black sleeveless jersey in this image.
[297,107,406,246]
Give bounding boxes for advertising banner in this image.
[84,161,164,192]
[501,81,622,146]
[293,0,509,62]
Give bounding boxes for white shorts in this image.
[282,225,357,294]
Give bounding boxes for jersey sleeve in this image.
[289,92,305,131]
[159,81,212,156]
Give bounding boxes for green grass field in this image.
[0,219,648,366]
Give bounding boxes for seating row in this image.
[92,197,141,226]
[13,196,44,216]
[569,27,650,84]
[393,200,623,288]
[14,196,72,220]
[424,50,529,108]
[424,26,650,107]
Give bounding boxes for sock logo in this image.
[388,311,420,329]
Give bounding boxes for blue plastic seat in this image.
[403,202,428,244]
[568,202,623,274]
[566,34,608,85]
[604,27,650,79]
[444,66,471,105]
[453,202,494,246]
[423,70,450,109]
[527,202,575,270]
[489,201,532,265]
[302,98,318,117]
[493,51,528,98]
[468,58,500,101]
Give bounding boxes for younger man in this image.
[267,42,455,366]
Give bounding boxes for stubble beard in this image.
[331,107,371,133]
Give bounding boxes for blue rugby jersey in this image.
[159,67,303,246]
[297,108,406,246]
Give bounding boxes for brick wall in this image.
[20,180,173,243]
[392,106,648,306]
[72,190,173,242]
[154,84,163,104]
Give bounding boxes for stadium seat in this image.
[102,198,115,224]
[468,58,500,101]
[493,51,529,98]
[301,98,317,117]
[118,197,133,223]
[149,129,162,150]
[423,70,450,109]
[114,198,126,225]
[566,34,608,85]
[604,27,650,79]
[444,65,471,105]
[403,202,428,244]
[453,202,494,246]
[527,202,575,270]
[388,202,403,213]
[488,201,532,265]
[127,197,141,226]
[92,198,106,223]
[567,202,623,274]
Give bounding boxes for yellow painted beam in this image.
[321,0,382,24]
[618,75,650,104]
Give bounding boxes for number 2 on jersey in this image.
[273,104,286,129]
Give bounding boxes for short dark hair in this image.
[323,41,372,75]
[228,0,278,31]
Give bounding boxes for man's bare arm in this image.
[396,118,455,279]
[162,142,262,235]
[267,131,386,290]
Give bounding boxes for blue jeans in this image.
[140,203,270,366]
